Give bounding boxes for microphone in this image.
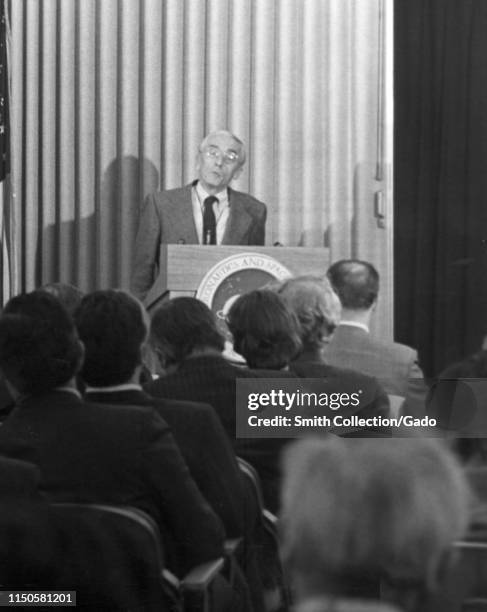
[273,241,284,247]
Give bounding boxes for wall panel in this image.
[6,0,392,336]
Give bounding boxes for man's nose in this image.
[214,154,223,167]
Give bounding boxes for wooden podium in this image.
[144,244,330,312]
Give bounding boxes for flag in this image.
[0,0,8,182]
[0,0,11,303]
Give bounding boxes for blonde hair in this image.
[277,275,341,350]
[281,436,471,594]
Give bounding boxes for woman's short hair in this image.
[276,276,341,351]
[226,289,302,369]
[281,437,470,597]
[150,297,225,366]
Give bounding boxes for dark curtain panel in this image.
[394,0,487,378]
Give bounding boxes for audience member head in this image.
[196,130,245,194]
[150,297,225,370]
[276,276,341,353]
[74,290,148,387]
[226,289,301,369]
[281,436,470,609]
[40,282,84,316]
[327,260,379,311]
[0,291,83,396]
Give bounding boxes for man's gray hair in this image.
[199,130,246,167]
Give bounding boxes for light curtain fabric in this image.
[6,0,391,300]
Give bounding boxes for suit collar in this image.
[85,388,153,406]
[176,353,239,374]
[84,383,142,394]
[18,389,84,410]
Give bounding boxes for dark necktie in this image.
[203,196,218,245]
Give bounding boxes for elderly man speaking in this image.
[131,130,267,301]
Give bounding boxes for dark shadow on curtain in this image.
[394,0,487,378]
[41,157,159,293]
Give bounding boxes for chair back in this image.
[52,503,179,611]
[237,457,290,611]
[428,540,487,612]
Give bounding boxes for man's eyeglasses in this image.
[202,146,240,165]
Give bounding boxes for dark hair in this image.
[0,291,82,394]
[40,283,84,316]
[74,290,147,387]
[327,260,379,310]
[150,297,225,367]
[226,289,302,369]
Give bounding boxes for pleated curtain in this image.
[6,0,392,308]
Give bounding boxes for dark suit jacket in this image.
[144,355,297,513]
[84,388,248,538]
[85,387,267,611]
[144,354,290,441]
[323,324,427,417]
[0,456,44,501]
[131,183,267,300]
[0,390,224,575]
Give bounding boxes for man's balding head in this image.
[327,260,379,311]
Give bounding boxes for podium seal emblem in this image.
[196,252,292,347]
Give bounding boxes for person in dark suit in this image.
[146,297,289,606]
[0,291,224,577]
[75,288,265,611]
[325,259,427,416]
[75,289,248,539]
[145,297,297,513]
[131,130,267,301]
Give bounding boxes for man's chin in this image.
[202,179,227,193]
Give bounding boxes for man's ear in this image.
[195,151,202,174]
[232,165,244,181]
[153,341,175,370]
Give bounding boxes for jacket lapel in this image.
[163,183,199,244]
[221,189,253,245]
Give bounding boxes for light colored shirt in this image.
[338,320,370,333]
[84,383,142,393]
[54,386,82,399]
[294,596,401,612]
[192,182,230,245]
